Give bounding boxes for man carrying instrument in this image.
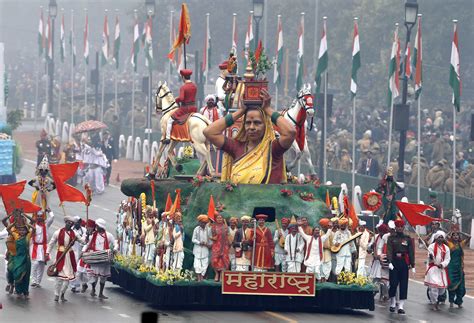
[333,218,356,275]
[228,217,238,271]
[155,212,173,272]
[386,219,415,315]
[285,220,304,273]
[46,216,86,302]
[273,217,289,272]
[82,218,117,299]
[233,215,253,272]
[163,69,197,144]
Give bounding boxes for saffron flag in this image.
[164,193,172,212]
[396,201,439,227]
[325,190,331,209]
[168,189,182,214]
[314,17,327,94]
[207,195,217,222]
[0,181,41,215]
[50,162,87,205]
[413,15,422,99]
[168,3,191,60]
[449,21,461,112]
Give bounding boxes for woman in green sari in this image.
[447,231,471,308]
[3,210,33,299]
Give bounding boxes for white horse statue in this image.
[283,84,317,174]
[153,81,214,177]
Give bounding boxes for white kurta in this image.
[298,227,327,274]
[333,229,355,274]
[274,228,288,267]
[424,243,451,288]
[83,231,117,277]
[215,76,226,111]
[369,234,388,281]
[192,226,211,274]
[47,229,78,281]
[30,214,54,262]
[284,233,304,273]
[357,230,371,277]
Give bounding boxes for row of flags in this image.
[36,7,462,111]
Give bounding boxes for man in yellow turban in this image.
[333,218,356,275]
[203,89,296,184]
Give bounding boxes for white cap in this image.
[401,197,408,203]
[359,220,366,226]
[432,230,446,240]
[95,218,106,229]
[74,216,81,221]
[388,220,395,229]
[64,216,75,223]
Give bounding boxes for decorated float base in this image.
[110,265,376,311]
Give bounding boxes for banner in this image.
[222,271,315,297]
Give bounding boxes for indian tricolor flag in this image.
[101,13,109,66]
[244,12,254,65]
[60,13,66,63]
[38,8,44,57]
[387,24,400,108]
[202,13,211,83]
[350,18,361,97]
[295,13,305,92]
[84,13,89,65]
[273,15,283,85]
[413,14,422,99]
[449,20,461,112]
[144,17,153,70]
[114,15,120,69]
[69,10,76,67]
[46,17,52,61]
[315,17,328,94]
[131,16,139,72]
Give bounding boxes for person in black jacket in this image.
[101,131,117,185]
[358,149,380,177]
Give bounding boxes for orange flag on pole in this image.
[167,3,191,60]
[0,181,42,214]
[165,193,173,212]
[207,194,216,222]
[169,189,182,214]
[325,190,331,209]
[50,162,87,205]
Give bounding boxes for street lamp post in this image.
[48,0,58,115]
[252,0,264,45]
[397,0,418,182]
[145,0,155,163]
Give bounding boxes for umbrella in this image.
[74,120,108,134]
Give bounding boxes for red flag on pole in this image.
[396,201,444,226]
[167,4,191,59]
[50,162,87,204]
[164,193,172,212]
[0,181,42,214]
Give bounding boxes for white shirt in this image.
[192,226,211,259]
[333,229,356,257]
[274,228,288,255]
[82,231,117,252]
[357,229,371,259]
[298,227,328,267]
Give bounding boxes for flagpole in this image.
[131,9,137,139]
[34,55,40,131]
[114,9,119,116]
[168,10,173,85]
[101,66,105,122]
[205,13,209,86]
[453,103,456,217]
[71,9,75,125]
[84,8,88,121]
[352,95,356,193]
[387,96,394,166]
[231,13,237,53]
[323,16,328,184]
[284,48,289,97]
[58,8,64,122]
[417,95,421,202]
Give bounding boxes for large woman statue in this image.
[203,89,296,184]
[210,214,230,282]
[3,210,34,299]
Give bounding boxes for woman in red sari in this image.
[210,214,230,282]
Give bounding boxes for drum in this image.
[82,250,113,265]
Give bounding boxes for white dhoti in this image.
[88,263,111,284]
[356,257,367,277]
[274,253,287,272]
[172,251,184,270]
[31,260,46,285]
[320,261,332,279]
[306,265,321,279]
[335,255,352,275]
[286,261,302,273]
[193,257,209,275]
[144,243,156,267]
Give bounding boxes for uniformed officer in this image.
[36,129,52,166]
[164,69,197,144]
[386,219,415,315]
[101,130,117,185]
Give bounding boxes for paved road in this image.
[0,159,473,322]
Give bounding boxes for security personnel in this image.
[386,219,415,315]
[164,69,197,144]
[36,129,52,166]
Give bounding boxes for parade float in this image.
[111,5,376,311]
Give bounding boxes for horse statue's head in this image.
[155,81,176,114]
[296,83,315,118]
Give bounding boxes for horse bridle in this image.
[286,93,314,128]
[155,84,177,115]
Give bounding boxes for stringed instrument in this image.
[47,236,77,277]
[330,232,363,253]
[275,218,285,248]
